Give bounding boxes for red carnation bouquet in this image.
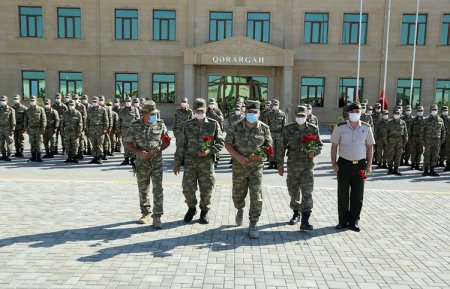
[301,134,319,153]
[254,145,274,161]
[160,135,171,144]
[200,135,213,152]
[358,170,368,180]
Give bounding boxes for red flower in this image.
[264,146,274,157]
[203,135,213,142]
[358,170,368,180]
[161,135,171,144]
[301,134,317,144]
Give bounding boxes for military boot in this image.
[64,157,72,163]
[184,208,197,222]
[248,223,259,239]
[382,161,388,169]
[53,147,58,155]
[153,216,163,229]
[107,150,114,156]
[235,208,244,226]
[14,148,21,158]
[43,149,52,158]
[137,214,151,224]
[422,167,429,176]
[415,163,423,171]
[36,153,43,162]
[376,162,382,169]
[288,210,300,225]
[121,157,130,165]
[71,158,79,163]
[18,148,24,158]
[393,166,402,176]
[387,165,393,175]
[410,162,416,170]
[29,153,36,162]
[4,153,12,161]
[101,152,108,160]
[0,152,6,161]
[444,164,450,172]
[299,212,313,231]
[89,157,97,164]
[429,167,440,177]
[199,211,209,224]
[438,161,445,167]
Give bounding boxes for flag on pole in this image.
[378,90,389,110]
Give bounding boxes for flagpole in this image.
[410,0,420,107]
[382,0,392,111]
[356,0,363,103]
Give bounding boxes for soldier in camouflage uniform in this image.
[174,98,224,224]
[410,106,425,170]
[360,103,374,128]
[206,99,224,166]
[375,110,389,169]
[62,100,83,163]
[25,96,46,162]
[112,98,122,152]
[260,100,272,124]
[305,104,319,127]
[51,93,67,155]
[86,96,108,164]
[225,100,273,239]
[173,97,193,138]
[42,99,60,158]
[106,102,119,156]
[372,103,383,164]
[80,95,92,155]
[277,105,323,230]
[0,96,15,161]
[264,99,286,169]
[12,95,27,158]
[98,96,111,160]
[401,105,414,166]
[71,95,87,159]
[385,109,408,175]
[421,104,446,176]
[133,98,142,116]
[438,106,449,168]
[124,101,171,229]
[228,103,245,127]
[119,97,140,165]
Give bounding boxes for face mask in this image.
[393,114,400,120]
[443,111,449,116]
[0,101,7,106]
[148,114,158,124]
[44,105,50,109]
[431,111,438,117]
[92,102,98,107]
[235,110,241,116]
[361,109,366,114]
[348,112,361,122]
[417,111,423,117]
[307,109,312,115]
[99,101,104,105]
[30,101,36,106]
[125,102,131,107]
[272,105,279,111]
[246,113,259,123]
[14,99,20,104]
[113,103,119,107]
[66,97,72,102]
[366,110,372,116]
[82,100,88,104]
[375,109,381,113]
[383,115,389,120]
[296,117,307,125]
[195,113,206,120]
[181,103,188,108]
[133,103,139,107]
[55,99,61,104]
[68,105,75,110]
[405,110,412,115]
[208,104,216,109]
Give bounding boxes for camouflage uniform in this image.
[101,100,112,159]
[119,99,140,164]
[173,105,193,138]
[440,107,450,171]
[12,97,27,157]
[108,106,119,155]
[374,113,389,168]
[305,104,319,127]
[421,105,446,176]
[25,97,47,161]
[401,106,414,165]
[264,100,286,168]
[51,94,68,154]
[410,108,426,170]
[174,103,224,218]
[0,96,15,160]
[360,105,374,128]
[385,112,408,174]
[225,101,273,228]
[86,97,108,164]
[43,100,60,158]
[62,101,83,162]
[277,105,323,229]
[112,98,121,152]
[81,95,93,154]
[372,103,383,163]
[206,99,224,131]
[228,107,245,128]
[73,99,87,158]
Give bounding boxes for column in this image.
[282,66,294,122]
[184,64,195,103]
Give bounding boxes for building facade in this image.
[0,0,449,124]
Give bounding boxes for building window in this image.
[115,9,138,40]
[441,14,450,46]
[57,8,81,39]
[115,73,138,100]
[153,10,176,41]
[247,12,270,43]
[209,12,233,42]
[19,6,43,38]
[304,13,328,44]
[396,79,422,108]
[300,77,325,107]
[401,14,427,45]
[22,71,45,100]
[152,74,175,103]
[435,79,450,106]
[59,72,83,96]
[338,78,364,107]
[342,13,368,44]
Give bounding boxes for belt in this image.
[339,157,366,165]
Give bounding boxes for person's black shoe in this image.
[121,158,130,165]
[415,164,423,171]
[53,148,58,155]
[387,166,393,175]
[444,165,450,172]
[72,158,79,163]
[273,163,278,170]
[410,163,415,170]
[266,163,274,169]
[36,154,43,162]
[184,208,197,222]
[199,211,209,224]
[288,210,300,225]
[77,153,84,160]
[96,157,103,164]
[299,212,313,231]
[393,166,402,176]
[89,157,97,164]
[348,223,361,232]
[29,153,36,162]
[43,152,52,158]
[64,158,71,163]
[438,161,445,167]
[422,167,429,176]
[429,167,440,177]
[376,162,382,169]
[107,150,114,156]
[335,223,346,230]
[101,154,108,160]
[381,162,388,169]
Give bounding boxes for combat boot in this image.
[444,164,450,172]
[393,166,402,176]
[288,210,300,225]
[199,211,209,224]
[137,214,151,224]
[299,212,313,231]
[438,161,445,167]
[107,150,114,156]
[4,154,12,161]
[14,148,20,158]
[248,223,259,239]
[422,167,429,176]
[29,153,36,162]
[36,153,43,162]
[43,149,52,158]
[64,158,71,163]
[89,157,97,164]
[266,162,274,169]
[387,165,393,175]
[381,161,388,169]
[235,208,244,226]
[0,152,6,161]
[53,147,58,155]
[95,157,103,164]
[101,152,108,160]
[18,148,24,158]
[121,157,130,165]
[184,208,197,222]
[71,158,79,163]
[376,162,382,169]
[415,163,423,171]
[410,162,416,170]
[429,167,440,177]
[153,216,163,229]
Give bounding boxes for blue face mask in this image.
[246,113,259,123]
[148,114,158,124]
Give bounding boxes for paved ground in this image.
[0,130,449,289]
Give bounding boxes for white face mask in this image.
[349,112,361,122]
[92,102,98,107]
[405,110,412,115]
[113,103,119,107]
[375,108,381,113]
[181,102,188,108]
[307,109,312,115]
[99,100,104,105]
[55,99,61,104]
[272,105,279,111]
[296,117,307,125]
[82,100,88,104]
[393,114,401,120]
[235,110,241,116]
[0,101,7,106]
[30,101,36,106]
[417,111,423,117]
[125,102,131,107]
[208,104,216,109]
[66,97,72,102]
[195,113,206,120]
[44,105,50,109]
[383,115,389,120]
[366,110,372,116]
[68,105,75,110]
[431,110,438,116]
[14,99,20,104]
[443,111,449,116]
[133,103,139,107]
[361,109,366,114]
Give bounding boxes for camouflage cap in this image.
[305,103,312,109]
[360,103,367,109]
[245,100,261,111]
[44,99,51,105]
[133,98,139,103]
[67,100,75,105]
[272,99,280,105]
[430,104,438,110]
[0,95,7,101]
[55,93,62,99]
[92,96,99,101]
[265,101,271,105]
[194,98,207,110]
[30,96,37,101]
[208,98,216,104]
[66,94,72,98]
[114,98,120,103]
[345,102,361,112]
[80,95,87,100]
[382,110,389,115]
[99,95,105,101]
[405,105,412,110]
[417,106,424,111]
[141,100,158,113]
[442,106,449,111]
[235,103,242,109]
[72,95,79,100]
[393,108,401,114]
[125,97,132,102]
[106,101,112,106]
[374,103,381,108]
[367,105,373,110]
[295,105,308,114]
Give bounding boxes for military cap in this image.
[272,99,280,105]
[382,110,389,115]
[141,100,158,113]
[360,103,367,109]
[405,105,412,109]
[55,93,62,99]
[265,100,271,105]
[44,99,51,105]
[305,103,312,109]
[394,105,402,111]
[416,106,424,111]
[393,108,401,113]
[81,95,87,100]
[133,98,139,103]
[442,106,448,111]
[1,95,8,101]
[72,95,79,100]
[66,94,72,98]
[67,100,75,105]
[374,103,381,108]
[194,98,207,110]
[99,95,105,101]
[30,96,37,101]
[106,101,112,106]
[13,95,20,100]
[246,100,261,111]
[208,98,216,104]
[114,98,120,103]
[235,103,242,109]
[295,105,308,114]
[92,96,99,101]
[345,102,362,112]
[430,104,438,110]
[125,97,132,102]
[367,105,373,110]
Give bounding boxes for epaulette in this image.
[306,122,319,129]
[259,121,270,129]
[337,121,347,126]
[207,117,218,124]
[360,121,371,127]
